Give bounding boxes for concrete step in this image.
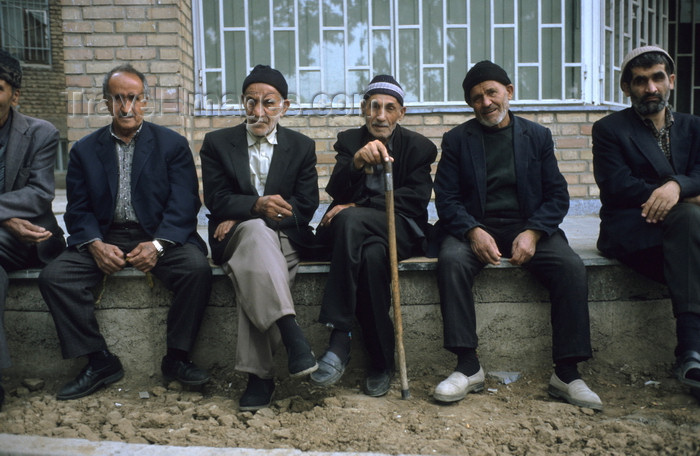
[4,234,672,383]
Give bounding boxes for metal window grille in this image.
[669,0,698,114]
[193,0,670,111]
[0,0,51,65]
[599,0,668,106]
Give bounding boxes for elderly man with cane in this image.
[310,75,437,397]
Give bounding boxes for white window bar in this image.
[192,0,670,111]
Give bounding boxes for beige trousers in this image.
[222,219,299,378]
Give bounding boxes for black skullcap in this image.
[242,64,288,99]
[0,49,22,89]
[364,74,405,106]
[462,60,511,104]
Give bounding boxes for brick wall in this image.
[17,0,67,137]
[61,0,194,143]
[191,109,610,203]
[59,0,609,203]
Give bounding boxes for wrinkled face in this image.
[468,80,513,129]
[363,94,406,142]
[0,79,20,127]
[242,83,289,137]
[105,71,147,138]
[622,63,675,116]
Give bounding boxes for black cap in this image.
[462,60,511,104]
[242,64,288,99]
[0,49,22,89]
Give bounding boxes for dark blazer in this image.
[433,113,568,246]
[200,123,319,264]
[0,108,64,263]
[324,124,437,236]
[593,108,700,257]
[64,121,206,253]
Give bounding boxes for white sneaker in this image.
[433,367,485,403]
[548,373,603,410]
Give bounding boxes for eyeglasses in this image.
[243,96,283,113]
[108,93,147,105]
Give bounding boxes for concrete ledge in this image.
[4,247,674,384]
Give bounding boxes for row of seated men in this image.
[0,45,698,413]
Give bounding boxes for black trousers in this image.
[619,203,700,354]
[38,225,212,359]
[437,220,592,364]
[0,228,41,369]
[317,207,416,372]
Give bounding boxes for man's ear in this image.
[360,99,367,116]
[10,88,20,106]
[620,82,631,97]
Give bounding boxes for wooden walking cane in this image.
[383,158,410,399]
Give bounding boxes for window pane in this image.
[203,1,221,68]
[224,31,246,97]
[470,1,491,61]
[518,0,538,62]
[447,28,467,101]
[223,0,244,28]
[493,28,514,76]
[274,31,296,96]
[372,30,392,75]
[300,70,321,104]
[542,28,562,99]
[494,0,514,24]
[447,0,467,24]
[398,29,419,102]
[348,1,369,66]
[423,68,444,102]
[206,72,222,101]
[541,0,561,24]
[249,4,271,64]
[566,67,581,99]
[274,0,295,27]
[398,0,418,25]
[299,0,320,67]
[323,31,345,94]
[565,0,581,63]
[423,0,443,65]
[372,0,391,26]
[323,0,343,27]
[348,69,370,98]
[518,66,538,99]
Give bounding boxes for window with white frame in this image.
[0,0,51,65]
[193,0,669,111]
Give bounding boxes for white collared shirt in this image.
[246,126,277,195]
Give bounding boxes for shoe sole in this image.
[433,382,484,403]
[239,393,274,412]
[547,385,603,410]
[56,369,125,401]
[162,374,211,386]
[290,362,319,379]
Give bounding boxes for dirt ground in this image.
[1,361,698,456]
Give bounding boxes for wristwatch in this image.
[152,240,165,258]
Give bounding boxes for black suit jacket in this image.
[323,124,437,236]
[433,114,568,248]
[593,108,700,257]
[64,121,206,252]
[200,123,319,264]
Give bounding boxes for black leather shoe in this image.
[310,351,348,387]
[161,356,211,385]
[57,354,124,400]
[287,339,318,378]
[364,369,393,397]
[239,374,275,412]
